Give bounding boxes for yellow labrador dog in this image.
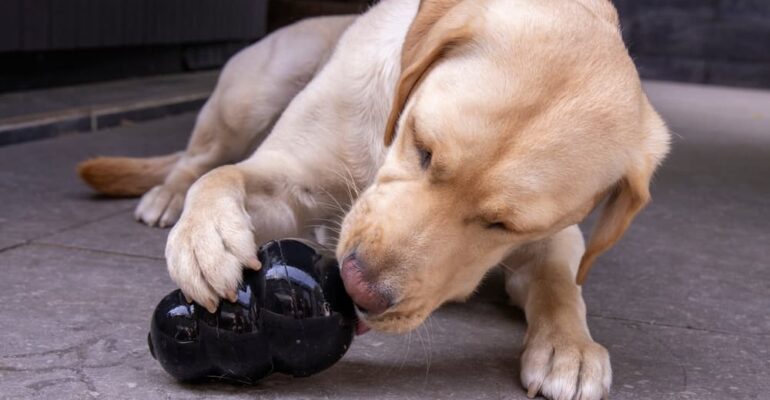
[79,0,670,398]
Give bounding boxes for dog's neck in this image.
[288,0,420,191]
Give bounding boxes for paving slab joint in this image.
[0,90,209,146]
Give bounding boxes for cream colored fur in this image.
[77,1,670,399]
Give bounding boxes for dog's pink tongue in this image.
[355,320,371,335]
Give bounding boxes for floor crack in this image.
[0,205,135,255]
[587,312,770,338]
[29,242,165,262]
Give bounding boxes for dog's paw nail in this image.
[527,385,539,398]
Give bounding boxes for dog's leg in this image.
[165,141,353,312]
[503,225,611,400]
[135,16,356,227]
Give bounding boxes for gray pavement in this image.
[0,81,769,399]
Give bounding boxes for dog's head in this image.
[337,0,670,333]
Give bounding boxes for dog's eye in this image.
[486,222,509,231]
[417,146,432,170]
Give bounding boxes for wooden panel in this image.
[268,0,366,31]
[77,0,99,47]
[9,0,267,52]
[0,0,22,52]
[50,0,77,48]
[97,0,123,47]
[198,0,221,41]
[120,0,146,45]
[21,0,50,51]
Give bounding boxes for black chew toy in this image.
[148,239,356,383]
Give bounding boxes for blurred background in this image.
[1,0,769,146]
[1,0,768,92]
[1,0,769,145]
[0,0,770,145]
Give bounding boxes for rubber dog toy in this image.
[148,239,356,383]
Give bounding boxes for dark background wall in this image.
[0,0,768,92]
[614,0,770,89]
[270,0,770,89]
[0,0,269,92]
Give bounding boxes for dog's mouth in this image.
[337,247,432,335]
[352,305,387,336]
[352,301,430,334]
[355,318,371,335]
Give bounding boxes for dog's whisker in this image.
[307,217,342,226]
[314,185,344,209]
[340,163,362,198]
[415,324,431,386]
[424,315,434,380]
[326,164,362,206]
[499,261,515,273]
[305,224,342,234]
[341,172,356,206]
[321,166,359,206]
[310,216,344,227]
[305,225,342,247]
[398,331,413,371]
[343,163,361,197]
[317,186,350,217]
[309,200,346,217]
[306,221,343,231]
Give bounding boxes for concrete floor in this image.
[0,81,768,399]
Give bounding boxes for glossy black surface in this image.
[148,239,356,383]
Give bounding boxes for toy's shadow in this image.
[174,273,527,398]
[178,333,524,398]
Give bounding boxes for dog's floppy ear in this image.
[384,0,474,146]
[576,105,670,285]
[576,165,652,285]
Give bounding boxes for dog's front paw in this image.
[135,184,187,228]
[165,195,260,312]
[520,330,611,400]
